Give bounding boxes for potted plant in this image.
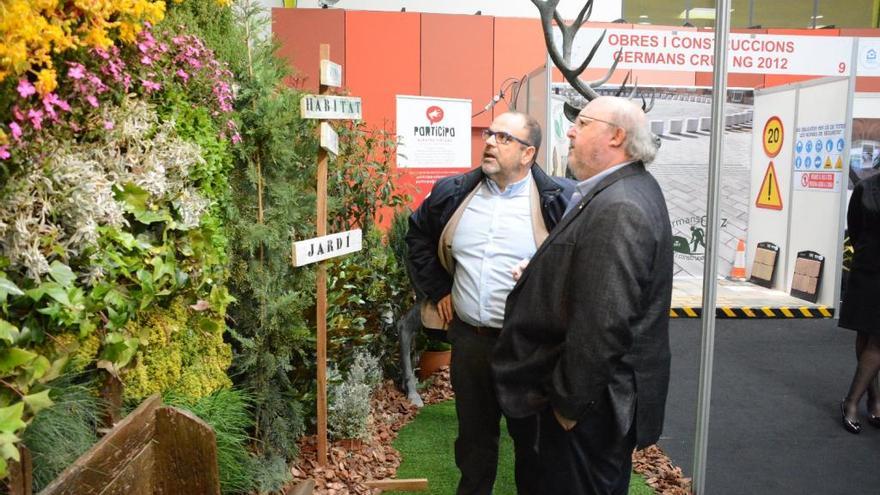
[418,337,452,380]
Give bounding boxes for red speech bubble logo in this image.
[426,106,444,124]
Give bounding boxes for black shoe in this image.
[868,414,880,429]
[841,401,861,434]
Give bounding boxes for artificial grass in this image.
[389,400,654,495]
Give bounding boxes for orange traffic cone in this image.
[729,238,747,280]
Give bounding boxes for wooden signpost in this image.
[293,44,362,466]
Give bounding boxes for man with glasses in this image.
[406,111,572,495]
[492,97,673,495]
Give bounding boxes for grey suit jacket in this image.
[491,161,673,449]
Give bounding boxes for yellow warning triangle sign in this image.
[756,161,783,210]
[824,156,832,169]
[835,156,843,169]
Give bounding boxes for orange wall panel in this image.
[345,11,421,127]
[493,17,546,120]
[421,13,495,128]
[272,8,345,92]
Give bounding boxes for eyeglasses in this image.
[481,129,533,147]
[575,115,619,129]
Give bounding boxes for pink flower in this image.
[104,120,115,130]
[176,69,190,82]
[17,79,36,98]
[231,132,242,144]
[43,92,70,112]
[142,79,161,92]
[9,122,22,141]
[86,95,99,108]
[0,146,10,160]
[140,55,153,65]
[95,48,110,60]
[67,63,86,79]
[12,106,24,121]
[27,109,44,129]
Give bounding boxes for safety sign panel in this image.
[756,161,783,210]
[794,171,842,192]
[762,116,784,158]
[793,122,845,191]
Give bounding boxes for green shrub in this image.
[21,377,103,491]
[122,298,232,401]
[165,388,285,495]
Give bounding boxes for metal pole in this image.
[834,39,859,317]
[812,0,819,28]
[749,0,754,27]
[685,0,691,25]
[692,1,731,493]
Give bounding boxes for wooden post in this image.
[296,44,358,466]
[315,43,331,466]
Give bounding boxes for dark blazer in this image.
[492,161,673,449]
[406,164,572,304]
[840,172,880,332]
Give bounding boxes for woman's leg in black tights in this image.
[845,334,880,419]
[855,333,880,416]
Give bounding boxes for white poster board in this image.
[561,28,854,76]
[396,95,472,169]
[748,89,797,289]
[788,78,850,307]
[748,77,851,306]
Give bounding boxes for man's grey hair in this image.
[507,111,542,160]
[608,101,658,165]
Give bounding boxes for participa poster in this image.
[396,95,471,169]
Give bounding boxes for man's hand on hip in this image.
[437,294,453,324]
[553,408,577,431]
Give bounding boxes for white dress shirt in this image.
[451,172,536,328]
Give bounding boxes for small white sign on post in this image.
[320,122,339,156]
[320,59,343,87]
[301,95,362,120]
[292,229,362,267]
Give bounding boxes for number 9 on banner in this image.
[763,116,784,158]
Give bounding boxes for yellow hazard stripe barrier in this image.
[668,306,834,318]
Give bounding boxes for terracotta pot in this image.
[418,350,451,380]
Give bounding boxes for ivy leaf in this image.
[115,182,150,212]
[0,402,26,435]
[0,276,24,301]
[48,261,76,287]
[29,355,50,381]
[23,390,53,415]
[25,286,47,302]
[0,320,20,345]
[0,347,37,374]
[44,284,71,307]
[100,333,139,370]
[133,210,170,224]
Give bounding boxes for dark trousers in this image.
[536,407,637,495]
[449,319,540,495]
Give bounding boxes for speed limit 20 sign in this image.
[762,116,784,158]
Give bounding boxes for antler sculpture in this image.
[532,0,654,117]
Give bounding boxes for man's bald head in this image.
[565,96,657,180]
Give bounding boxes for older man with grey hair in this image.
[492,96,672,495]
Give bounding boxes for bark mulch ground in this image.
[285,368,690,494]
